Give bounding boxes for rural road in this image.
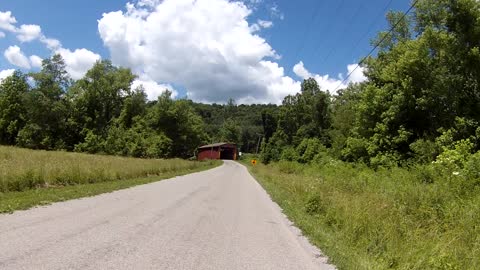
[0,161,335,270]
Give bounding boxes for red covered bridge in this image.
[197,143,237,161]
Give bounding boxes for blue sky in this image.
[0,0,410,104]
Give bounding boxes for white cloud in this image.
[16,24,42,42]
[258,19,273,28]
[132,77,178,100]
[0,10,97,79]
[293,61,367,94]
[0,11,17,32]
[0,32,5,38]
[29,55,43,68]
[346,63,367,83]
[40,37,62,50]
[56,48,101,80]
[0,69,15,82]
[98,0,298,104]
[4,45,31,69]
[250,19,273,32]
[292,61,311,79]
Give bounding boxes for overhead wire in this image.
[318,1,366,63]
[331,0,420,93]
[292,1,325,62]
[306,0,347,62]
[347,0,395,61]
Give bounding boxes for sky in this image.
[0,0,410,104]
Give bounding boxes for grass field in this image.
[0,146,220,213]
[242,157,480,270]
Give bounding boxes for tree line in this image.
[261,0,480,170]
[1,0,479,169]
[0,55,275,158]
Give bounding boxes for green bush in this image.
[342,137,369,162]
[280,146,299,162]
[296,138,326,163]
[434,139,475,172]
[410,139,439,163]
[74,130,105,154]
[463,151,480,184]
[145,134,172,158]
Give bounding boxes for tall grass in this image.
[245,160,480,270]
[0,146,216,193]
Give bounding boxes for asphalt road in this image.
[0,161,335,270]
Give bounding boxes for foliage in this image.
[244,160,480,270]
[0,71,28,145]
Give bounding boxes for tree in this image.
[0,71,28,145]
[70,60,136,135]
[147,91,208,158]
[220,118,240,143]
[17,55,70,149]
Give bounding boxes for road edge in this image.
[236,161,337,270]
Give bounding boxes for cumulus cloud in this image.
[132,77,178,100]
[0,11,16,32]
[56,48,101,80]
[0,69,15,81]
[0,32,5,38]
[40,37,62,50]
[0,10,99,78]
[293,61,367,94]
[16,24,42,42]
[346,63,367,83]
[4,45,31,69]
[0,11,42,42]
[98,0,299,104]
[29,55,43,68]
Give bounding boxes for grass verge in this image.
[240,157,480,270]
[0,146,221,213]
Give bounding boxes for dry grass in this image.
[0,146,217,193]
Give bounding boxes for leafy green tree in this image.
[0,71,28,145]
[70,60,136,134]
[147,91,208,158]
[17,55,70,149]
[220,118,240,143]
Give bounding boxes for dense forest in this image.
[0,54,276,158]
[1,0,480,172]
[261,0,480,170]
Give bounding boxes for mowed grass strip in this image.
[0,146,221,213]
[241,159,480,270]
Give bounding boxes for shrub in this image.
[434,139,475,172]
[410,139,439,163]
[463,151,480,184]
[145,134,172,158]
[74,130,104,154]
[342,137,369,162]
[280,146,299,162]
[296,138,326,163]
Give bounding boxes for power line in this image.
[347,0,395,61]
[332,0,420,93]
[319,1,365,63]
[307,0,347,62]
[293,1,325,62]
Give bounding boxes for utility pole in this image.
[255,133,263,155]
